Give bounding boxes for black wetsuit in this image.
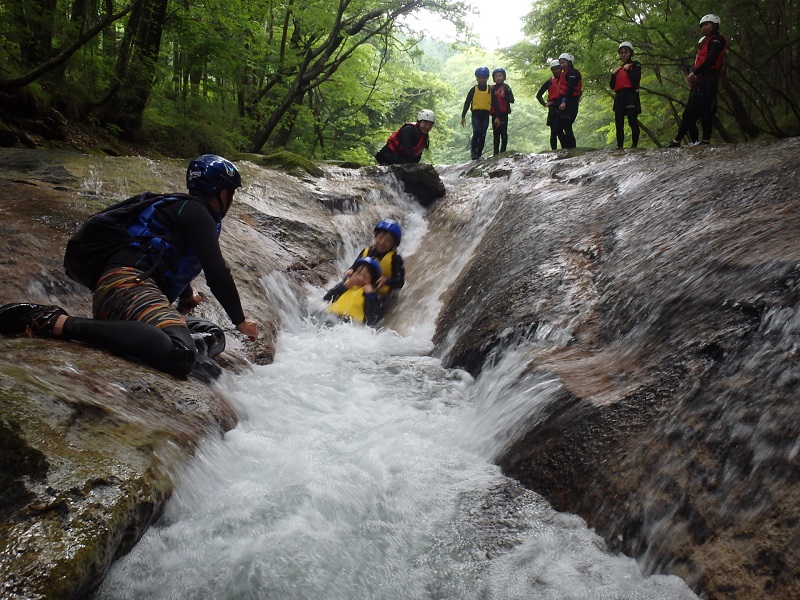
[610,61,642,148]
[61,195,245,378]
[375,124,428,165]
[675,32,727,144]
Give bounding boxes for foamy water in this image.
[95,311,697,599]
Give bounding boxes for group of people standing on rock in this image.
[535,53,583,150]
[537,13,726,150]
[374,12,727,160]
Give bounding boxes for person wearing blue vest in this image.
[461,67,492,160]
[0,155,259,380]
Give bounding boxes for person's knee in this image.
[162,326,197,378]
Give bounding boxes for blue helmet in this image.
[492,67,506,78]
[374,219,402,245]
[475,66,490,78]
[186,154,242,195]
[354,256,382,283]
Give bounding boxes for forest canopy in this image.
[0,0,797,163]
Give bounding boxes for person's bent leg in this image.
[185,317,226,358]
[61,317,196,377]
[90,267,199,377]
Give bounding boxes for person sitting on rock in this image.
[375,110,435,165]
[0,154,258,380]
[324,257,383,325]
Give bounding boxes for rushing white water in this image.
[94,172,699,600]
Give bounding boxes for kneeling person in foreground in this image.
[0,154,258,379]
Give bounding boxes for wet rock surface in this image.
[0,150,389,599]
[2,141,799,599]
[432,139,800,599]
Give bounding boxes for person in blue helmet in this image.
[323,257,383,325]
[460,66,492,160]
[0,155,259,380]
[332,219,405,324]
[490,67,515,155]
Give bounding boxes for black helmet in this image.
[186,155,242,195]
[492,67,506,78]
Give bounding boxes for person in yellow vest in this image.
[346,219,404,298]
[460,66,492,160]
[324,257,382,325]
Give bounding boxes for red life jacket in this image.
[558,69,582,98]
[386,123,427,157]
[694,33,727,74]
[613,65,634,91]
[547,77,559,101]
[492,84,512,114]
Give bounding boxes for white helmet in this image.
[699,14,720,25]
[558,53,574,63]
[549,59,561,68]
[417,109,435,124]
[618,41,634,53]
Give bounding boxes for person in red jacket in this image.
[537,59,562,150]
[375,110,435,165]
[555,53,582,149]
[490,67,515,156]
[668,14,727,147]
[610,42,642,149]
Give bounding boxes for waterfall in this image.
[93,167,698,600]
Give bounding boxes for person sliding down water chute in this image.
[346,219,405,301]
[324,257,383,326]
[0,154,259,381]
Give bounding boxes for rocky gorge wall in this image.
[430,138,800,599]
[2,140,799,599]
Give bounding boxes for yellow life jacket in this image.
[360,246,395,296]
[328,287,367,323]
[471,85,492,111]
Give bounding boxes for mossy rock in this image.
[248,150,324,178]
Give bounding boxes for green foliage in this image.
[2,0,796,161]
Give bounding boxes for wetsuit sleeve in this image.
[536,80,550,106]
[178,200,246,325]
[693,36,725,76]
[609,72,617,89]
[363,292,382,326]
[630,63,642,88]
[323,283,346,302]
[389,254,405,290]
[506,85,515,104]
[462,87,476,118]
[562,70,581,102]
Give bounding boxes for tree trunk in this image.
[101,0,168,137]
